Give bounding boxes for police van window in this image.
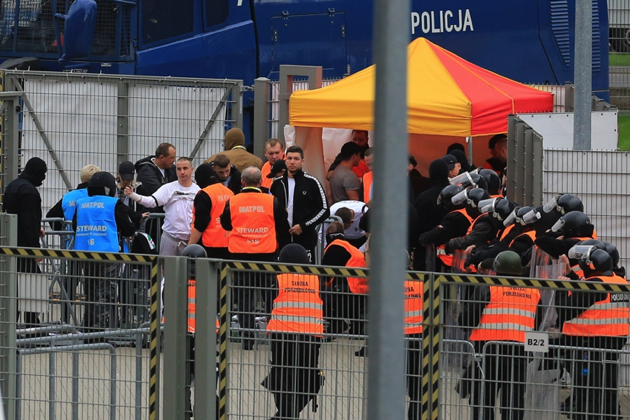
[205,0,229,28]
[142,0,195,45]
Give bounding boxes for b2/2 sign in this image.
[524,331,549,353]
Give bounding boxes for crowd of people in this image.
[2,128,628,420]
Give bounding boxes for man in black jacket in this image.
[413,158,450,270]
[3,157,48,326]
[135,143,177,243]
[210,153,242,196]
[270,145,329,261]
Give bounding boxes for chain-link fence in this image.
[609,0,630,109]
[0,70,243,216]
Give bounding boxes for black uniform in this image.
[3,159,47,326]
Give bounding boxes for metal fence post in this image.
[117,80,130,166]
[0,84,22,194]
[163,255,188,420]
[0,214,17,420]
[253,77,271,159]
[278,65,322,144]
[369,1,408,419]
[194,258,219,419]
[233,81,244,131]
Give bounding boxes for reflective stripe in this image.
[188,313,195,319]
[564,318,629,326]
[590,302,629,310]
[482,308,536,318]
[271,315,325,325]
[476,323,534,331]
[406,322,423,330]
[405,310,424,318]
[273,302,323,310]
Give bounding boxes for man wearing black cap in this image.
[3,157,48,326]
[270,146,329,261]
[266,159,286,182]
[329,142,362,204]
[117,161,137,209]
[442,154,461,179]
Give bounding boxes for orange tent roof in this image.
[289,38,553,137]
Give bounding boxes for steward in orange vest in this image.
[460,251,541,420]
[556,247,629,420]
[189,163,234,259]
[220,166,291,350]
[404,279,424,420]
[419,185,473,270]
[263,244,324,419]
[321,223,368,338]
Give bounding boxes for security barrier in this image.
[0,247,159,420]
[2,245,630,420]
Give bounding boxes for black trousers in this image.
[563,336,625,420]
[230,253,275,345]
[82,262,119,330]
[471,342,527,420]
[406,334,423,420]
[265,333,321,420]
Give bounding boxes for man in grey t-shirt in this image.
[329,142,361,204]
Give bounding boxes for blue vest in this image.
[74,196,119,252]
[62,188,89,222]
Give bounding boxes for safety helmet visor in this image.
[522,209,541,224]
[450,172,473,187]
[543,196,559,214]
[568,245,596,261]
[478,198,496,214]
[503,210,517,227]
[452,190,468,206]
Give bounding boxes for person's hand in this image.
[141,212,150,220]
[35,258,42,263]
[124,186,134,197]
[40,228,45,238]
[559,254,571,275]
[557,275,570,280]
[477,262,484,272]
[289,224,303,235]
[465,245,475,255]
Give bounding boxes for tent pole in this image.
[368,1,409,420]
[467,136,473,165]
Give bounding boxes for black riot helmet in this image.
[551,211,594,238]
[182,244,207,278]
[492,199,516,222]
[579,239,620,269]
[463,188,490,219]
[87,171,117,197]
[438,185,465,212]
[577,248,613,277]
[479,169,501,195]
[182,244,207,258]
[450,171,487,191]
[503,206,534,227]
[493,251,523,276]
[543,194,584,216]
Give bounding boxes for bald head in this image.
[241,166,262,187]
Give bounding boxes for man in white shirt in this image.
[125,157,200,256]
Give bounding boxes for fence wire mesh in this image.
[0,70,242,217]
[0,251,157,420]
[609,0,630,109]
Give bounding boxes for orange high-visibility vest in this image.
[266,273,324,336]
[466,214,483,235]
[324,239,367,294]
[508,230,536,247]
[469,286,540,343]
[227,193,277,254]
[362,171,373,202]
[499,224,515,241]
[562,274,629,337]
[162,279,218,334]
[192,184,234,248]
[404,281,424,335]
[436,208,473,266]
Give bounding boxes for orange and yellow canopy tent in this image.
[289,37,553,137]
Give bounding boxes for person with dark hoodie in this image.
[413,158,450,270]
[3,157,48,326]
[449,149,476,174]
